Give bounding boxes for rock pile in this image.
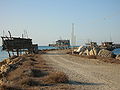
[116,54,120,60]
[98,49,114,58]
[0,56,27,85]
[73,46,116,59]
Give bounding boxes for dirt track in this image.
[42,50,120,90]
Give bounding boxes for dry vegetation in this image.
[0,53,71,90]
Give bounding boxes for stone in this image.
[116,54,120,60]
[98,49,113,58]
[89,49,94,56]
[0,79,3,85]
[0,62,4,67]
[0,65,10,73]
[79,51,84,55]
[83,49,90,56]
[74,46,86,53]
[4,59,11,64]
[79,49,89,56]
[0,59,11,67]
[89,47,100,56]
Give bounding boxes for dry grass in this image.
[29,57,37,62]
[0,84,22,90]
[22,69,47,77]
[97,57,120,64]
[86,55,97,59]
[73,54,97,59]
[20,78,40,86]
[42,72,69,84]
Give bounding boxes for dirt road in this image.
[42,50,120,90]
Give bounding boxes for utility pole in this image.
[71,23,76,46]
[71,23,76,54]
[71,23,74,46]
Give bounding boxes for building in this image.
[49,40,70,49]
[100,42,114,51]
[101,42,113,47]
[56,40,70,45]
[85,42,97,47]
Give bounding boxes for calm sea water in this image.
[0,46,120,61]
[38,46,58,50]
[0,46,9,61]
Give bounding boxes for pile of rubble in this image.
[73,45,120,60]
[0,55,27,85]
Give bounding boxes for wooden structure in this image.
[113,44,120,48]
[101,42,113,47]
[100,42,120,51]
[85,42,97,47]
[100,42,113,51]
[49,40,70,49]
[1,32,38,57]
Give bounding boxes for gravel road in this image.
[42,50,120,90]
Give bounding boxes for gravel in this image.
[42,50,120,90]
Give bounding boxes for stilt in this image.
[20,49,22,55]
[16,49,19,56]
[12,49,14,56]
[7,50,11,57]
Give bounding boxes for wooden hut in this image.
[49,40,70,49]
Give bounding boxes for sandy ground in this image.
[42,50,120,90]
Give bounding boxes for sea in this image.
[0,46,120,61]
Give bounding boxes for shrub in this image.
[0,84,22,90]
[42,72,69,84]
[20,78,39,86]
[23,69,47,77]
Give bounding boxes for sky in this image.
[0,0,120,46]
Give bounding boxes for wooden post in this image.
[20,49,22,55]
[12,49,14,56]
[16,49,19,56]
[7,50,11,57]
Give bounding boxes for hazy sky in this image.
[0,0,120,46]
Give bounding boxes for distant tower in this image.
[71,23,76,46]
[110,33,112,42]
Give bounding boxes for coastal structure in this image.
[100,42,115,51]
[101,42,113,47]
[1,31,38,57]
[49,40,70,49]
[85,42,98,47]
[84,41,120,51]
